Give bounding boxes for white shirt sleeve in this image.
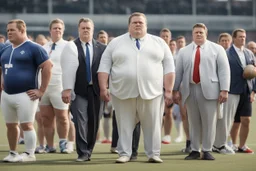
[97,40,114,74]
[60,41,79,90]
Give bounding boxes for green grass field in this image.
[0,106,256,171]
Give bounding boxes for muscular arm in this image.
[27,59,52,101]
[98,72,110,102]
[217,46,230,103]
[164,72,175,93]
[97,40,114,102]
[98,72,109,91]
[164,72,175,105]
[60,42,78,103]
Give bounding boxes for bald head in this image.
[247,41,256,56]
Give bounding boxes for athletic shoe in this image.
[59,140,69,153]
[45,145,57,153]
[101,139,112,144]
[174,136,183,143]
[232,145,238,152]
[35,145,45,154]
[162,135,171,144]
[130,155,137,161]
[212,145,235,155]
[237,146,254,154]
[116,156,130,163]
[66,142,74,153]
[3,152,22,162]
[20,152,36,162]
[227,140,233,148]
[110,147,118,154]
[182,146,192,153]
[76,155,90,162]
[18,138,25,145]
[148,156,163,163]
[212,146,219,153]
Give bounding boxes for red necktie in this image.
[193,45,200,84]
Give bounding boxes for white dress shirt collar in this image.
[130,34,146,49]
[192,41,206,50]
[49,38,64,48]
[130,34,146,44]
[233,44,246,68]
[233,44,244,52]
[80,39,93,47]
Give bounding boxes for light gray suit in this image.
[174,40,230,152]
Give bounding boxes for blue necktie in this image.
[85,43,91,83]
[136,39,140,50]
[51,43,56,50]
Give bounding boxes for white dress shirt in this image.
[43,39,67,85]
[98,33,175,100]
[233,44,246,68]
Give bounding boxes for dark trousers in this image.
[71,87,100,158]
[111,111,141,156]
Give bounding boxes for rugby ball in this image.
[243,64,256,79]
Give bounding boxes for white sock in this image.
[174,119,183,138]
[24,129,37,155]
[10,150,18,155]
[67,141,74,151]
[103,118,111,139]
[59,138,67,142]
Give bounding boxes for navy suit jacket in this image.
[73,38,106,97]
[227,45,256,94]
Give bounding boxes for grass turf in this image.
[0,105,256,171]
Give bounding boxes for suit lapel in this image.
[74,38,86,63]
[230,46,243,68]
[244,49,253,65]
[186,43,193,71]
[92,39,98,66]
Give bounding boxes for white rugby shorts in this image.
[40,85,69,110]
[1,91,39,123]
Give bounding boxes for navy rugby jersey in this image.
[0,41,49,94]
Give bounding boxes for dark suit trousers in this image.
[71,86,100,158]
[111,112,141,156]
